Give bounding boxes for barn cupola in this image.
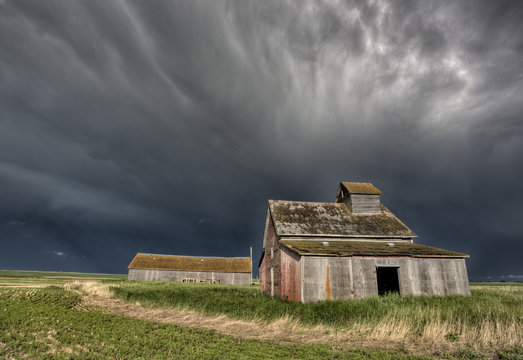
[335,182,382,215]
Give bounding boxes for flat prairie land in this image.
[0,272,521,360]
[0,269,127,285]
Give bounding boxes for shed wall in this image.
[263,214,281,296]
[301,256,469,303]
[259,255,267,292]
[128,268,251,285]
[280,246,301,302]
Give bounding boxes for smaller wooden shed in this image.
[128,253,252,285]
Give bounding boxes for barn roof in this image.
[258,251,265,268]
[341,182,382,194]
[128,253,252,273]
[280,240,468,258]
[269,200,416,238]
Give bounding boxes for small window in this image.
[271,247,274,259]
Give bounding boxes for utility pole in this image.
[250,246,253,285]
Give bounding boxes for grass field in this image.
[0,269,127,288]
[111,282,522,352]
[0,271,521,359]
[0,287,434,360]
[470,282,523,287]
[0,269,127,279]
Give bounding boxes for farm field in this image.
[0,271,521,359]
[2,287,432,360]
[0,269,127,288]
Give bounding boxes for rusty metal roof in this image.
[128,253,252,273]
[269,200,416,238]
[280,240,468,258]
[341,182,382,194]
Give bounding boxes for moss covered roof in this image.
[280,240,468,258]
[128,253,251,273]
[269,200,416,237]
[341,182,382,194]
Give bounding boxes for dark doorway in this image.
[377,267,400,295]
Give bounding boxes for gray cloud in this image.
[0,0,521,278]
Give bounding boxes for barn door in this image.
[376,266,400,295]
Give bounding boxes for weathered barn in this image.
[128,253,252,285]
[259,182,470,303]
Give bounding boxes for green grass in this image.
[112,282,522,329]
[0,273,520,359]
[110,281,522,354]
[0,288,431,360]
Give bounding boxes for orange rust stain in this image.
[326,265,332,300]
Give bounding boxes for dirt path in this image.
[81,293,352,344]
[72,281,429,355]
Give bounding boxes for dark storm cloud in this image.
[0,0,521,278]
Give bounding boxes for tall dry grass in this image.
[346,286,522,349]
[63,280,112,298]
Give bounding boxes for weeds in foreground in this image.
[110,282,522,351]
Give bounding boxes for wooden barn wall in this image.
[259,255,267,292]
[128,269,251,285]
[407,258,470,296]
[263,213,281,296]
[349,194,381,214]
[301,256,354,302]
[301,256,470,303]
[280,246,301,302]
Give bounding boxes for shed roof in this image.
[280,240,468,258]
[341,182,382,195]
[128,253,251,273]
[269,200,416,238]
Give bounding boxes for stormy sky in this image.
[1,0,522,280]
